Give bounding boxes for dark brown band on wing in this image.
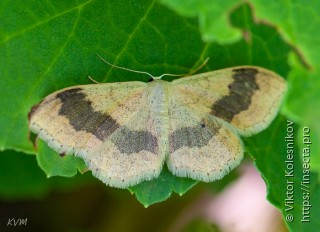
[210,68,259,122]
[169,119,220,152]
[111,127,158,154]
[57,88,120,141]
[57,88,158,154]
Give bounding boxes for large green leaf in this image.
[1,1,317,220]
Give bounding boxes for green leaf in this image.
[284,53,320,174]
[160,0,242,43]
[37,139,87,177]
[160,0,320,66]
[245,115,320,232]
[129,166,197,207]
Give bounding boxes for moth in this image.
[29,61,286,188]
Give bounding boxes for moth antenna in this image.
[88,75,101,84]
[157,57,210,79]
[97,54,209,80]
[188,57,210,76]
[97,54,156,79]
[156,73,184,79]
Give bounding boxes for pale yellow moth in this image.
[29,59,286,188]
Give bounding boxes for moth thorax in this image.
[147,80,169,115]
